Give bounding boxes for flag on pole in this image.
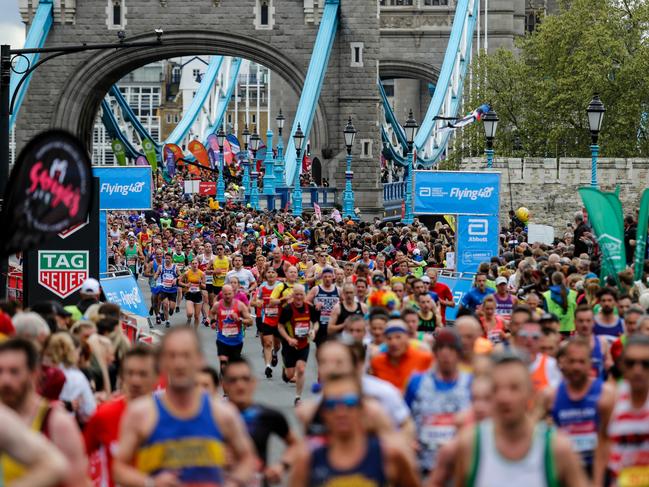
[634,188,649,280]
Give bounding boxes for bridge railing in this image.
[383,181,405,202]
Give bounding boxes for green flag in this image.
[142,138,158,172]
[578,188,626,279]
[111,139,127,166]
[634,189,649,280]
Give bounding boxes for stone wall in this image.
[462,157,649,230]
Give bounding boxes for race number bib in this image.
[294,321,310,338]
[567,431,597,453]
[421,413,456,449]
[189,284,200,293]
[222,319,239,337]
[163,277,174,288]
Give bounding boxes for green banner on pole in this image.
[634,189,649,280]
[111,139,127,166]
[578,188,626,279]
[142,139,158,172]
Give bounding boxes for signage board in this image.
[438,275,474,322]
[456,215,500,273]
[92,166,152,210]
[100,274,149,317]
[414,171,500,215]
[37,250,89,299]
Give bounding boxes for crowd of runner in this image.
[1,177,649,486]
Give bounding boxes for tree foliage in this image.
[450,0,649,162]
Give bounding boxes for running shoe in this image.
[282,368,289,383]
[203,319,209,328]
[294,396,301,406]
[175,306,180,313]
[149,306,154,316]
[265,366,273,379]
[155,315,161,325]
[165,321,170,328]
[169,307,174,316]
[271,350,278,367]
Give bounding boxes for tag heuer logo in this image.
[38,251,89,298]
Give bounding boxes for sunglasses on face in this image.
[624,358,649,370]
[519,330,541,339]
[322,394,361,411]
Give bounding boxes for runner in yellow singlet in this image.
[179,259,206,329]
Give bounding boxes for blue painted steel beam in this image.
[203,57,242,142]
[284,0,339,186]
[378,81,408,151]
[9,0,53,129]
[164,55,224,146]
[100,99,143,159]
[109,86,158,148]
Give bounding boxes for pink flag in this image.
[313,202,322,221]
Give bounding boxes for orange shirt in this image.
[370,347,434,392]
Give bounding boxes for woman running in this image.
[179,258,206,329]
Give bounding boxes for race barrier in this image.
[437,270,475,322]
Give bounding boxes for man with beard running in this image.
[210,284,254,370]
[0,338,90,486]
[222,357,298,486]
[455,352,588,487]
[278,284,319,405]
[113,327,256,487]
[327,282,368,337]
[594,288,625,343]
[84,346,159,487]
[306,267,339,347]
[542,337,615,477]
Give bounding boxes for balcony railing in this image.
[383,181,405,202]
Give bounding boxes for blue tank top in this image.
[591,337,605,379]
[309,435,387,487]
[593,318,624,341]
[160,264,178,292]
[136,393,225,485]
[551,379,602,467]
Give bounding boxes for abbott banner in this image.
[414,171,500,215]
[457,215,500,273]
[93,166,153,210]
[100,275,149,317]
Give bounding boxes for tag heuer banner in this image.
[23,179,100,307]
[0,130,93,257]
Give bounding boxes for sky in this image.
[0,0,25,48]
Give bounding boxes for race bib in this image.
[163,277,174,287]
[222,319,239,337]
[421,413,456,449]
[127,257,136,266]
[295,322,310,338]
[189,284,200,293]
[488,330,502,344]
[569,432,597,453]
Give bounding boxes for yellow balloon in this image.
[516,207,529,223]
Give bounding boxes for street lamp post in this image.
[292,123,305,217]
[262,130,275,210]
[586,94,605,188]
[342,117,357,219]
[249,127,261,210]
[403,109,418,225]
[483,107,499,169]
[241,124,251,198]
[216,126,226,204]
[274,109,285,184]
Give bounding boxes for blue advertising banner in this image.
[438,275,474,322]
[100,275,149,317]
[414,171,500,215]
[456,215,500,273]
[92,166,153,210]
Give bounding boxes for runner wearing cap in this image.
[370,319,434,391]
[306,267,340,347]
[494,276,517,320]
[405,328,472,478]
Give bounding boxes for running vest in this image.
[407,371,472,473]
[151,260,163,288]
[607,382,649,487]
[272,260,286,279]
[551,378,602,468]
[172,252,186,273]
[199,255,215,285]
[160,264,178,292]
[594,317,624,343]
[309,435,387,487]
[135,393,225,485]
[125,244,139,271]
[212,256,229,287]
[482,315,506,344]
[417,311,437,333]
[590,336,605,379]
[531,354,551,392]
[467,420,559,487]
[2,400,53,485]
[259,282,280,326]
[287,304,312,349]
[494,293,514,317]
[216,301,243,345]
[313,285,339,327]
[338,301,364,327]
[297,262,309,284]
[185,269,203,294]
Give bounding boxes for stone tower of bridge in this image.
[16,0,523,218]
